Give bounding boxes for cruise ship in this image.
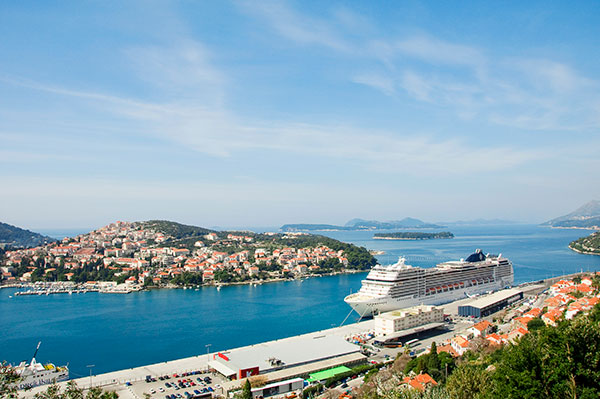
[344,250,513,317]
[14,343,69,389]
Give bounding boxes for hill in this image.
[345,217,445,229]
[542,200,600,228]
[280,223,354,232]
[281,217,444,232]
[373,231,454,240]
[0,222,56,249]
[569,231,600,255]
[136,220,216,239]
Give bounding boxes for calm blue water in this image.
[317,225,600,283]
[1,225,599,377]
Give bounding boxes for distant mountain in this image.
[344,217,445,229]
[0,222,56,248]
[542,200,600,229]
[281,217,444,232]
[280,224,353,232]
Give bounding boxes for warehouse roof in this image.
[459,289,523,309]
[209,333,360,376]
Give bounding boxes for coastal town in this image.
[0,221,370,291]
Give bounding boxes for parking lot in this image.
[129,370,228,399]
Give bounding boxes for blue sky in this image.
[1,1,599,229]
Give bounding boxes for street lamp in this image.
[86,364,95,388]
[205,344,211,372]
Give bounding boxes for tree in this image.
[240,379,252,399]
[427,342,440,371]
[32,381,119,399]
[0,362,20,399]
[392,353,411,376]
[526,318,545,331]
[445,364,491,399]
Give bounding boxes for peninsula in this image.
[569,231,600,256]
[0,220,377,289]
[373,231,454,240]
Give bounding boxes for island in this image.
[569,231,600,255]
[0,220,377,290]
[373,231,454,240]
[281,217,445,232]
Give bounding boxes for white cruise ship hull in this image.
[345,280,506,317]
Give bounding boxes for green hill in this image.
[373,231,454,240]
[137,220,216,239]
[0,222,56,249]
[570,231,600,255]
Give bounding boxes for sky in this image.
[1,1,599,230]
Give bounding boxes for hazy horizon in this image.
[1,1,599,229]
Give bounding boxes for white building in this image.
[375,305,444,336]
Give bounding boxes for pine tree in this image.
[427,342,440,371]
[241,379,252,399]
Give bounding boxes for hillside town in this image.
[0,221,353,289]
[349,273,600,397]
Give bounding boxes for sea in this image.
[1,224,599,378]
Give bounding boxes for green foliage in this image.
[171,272,202,286]
[318,257,343,271]
[445,364,491,399]
[32,381,118,399]
[239,379,251,399]
[265,234,376,269]
[427,342,440,371]
[405,348,455,383]
[138,220,214,240]
[526,318,546,331]
[302,384,323,399]
[213,269,234,283]
[467,304,600,398]
[0,362,20,399]
[570,231,600,254]
[0,222,56,249]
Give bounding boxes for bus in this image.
[404,339,419,347]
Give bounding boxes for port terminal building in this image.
[374,305,444,337]
[208,333,362,381]
[458,288,524,318]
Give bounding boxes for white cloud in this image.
[239,2,600,131]
[238,1,353,53]
[352,73,395,95]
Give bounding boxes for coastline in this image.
[569,244,600,256]
[0,269,367,292]
[372,237,452,241]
